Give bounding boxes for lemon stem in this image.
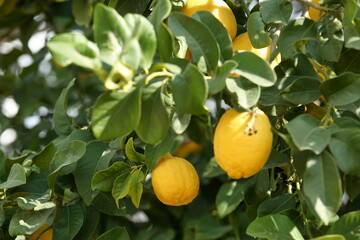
[244,110,257,135]
[295,0,332,11]
[321,105,332,128]
[145,70,173,85]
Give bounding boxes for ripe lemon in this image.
[181,0,237,39]
[308,0,324,21]
[213,108,273,179]
[175,141,203,158]
[151,154,200,206]
[31,224,53,240]
[232,32,281,68]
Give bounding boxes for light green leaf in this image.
[128,169,145,208]
[232,51,276,87]
[72,0,92,26]
[303,151,342,225]
[247,12,271,48]
[92,88,142,141]
[312,235,345,240]
[226,77,260,110]
[0,163,26,189]
[259,0,293,24]
[208,60,237,94]
[112,172,131,207]
[285,114,331,154]
[246,214,304,240]
[125,137,145,163]
[317,17,344,61]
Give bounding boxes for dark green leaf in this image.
[32,142,57,170]
[257,194,297,217]
[97,226,130,240]
[328,210,360,240]
[144,131,174,171]
[75,206,100,240]
[0,164,26,189]
[277,17,317,59]
[72,0,92,26]
[136,85,169,145]
[303,151,342,225]
[92,192,126,216]
[232,51,276,87]
[247,12,271,48]
[264,150,290,169]
[185,215,232,240]
[345,174,360,201]
[285,114,331,154]
[168,11,220,72]
[75,141,108,205]
[226,77,260,110]
[92,88,141,141]
[281,77,321,105]
[246,214,304,240]
[259,0,293,24]
[329,129,360,177]
[92,161,131,192]
[53,204,84,240]
[172,64,208,115]
[53,79,75,136]
[317,17,343,61]
[320,72,360,106]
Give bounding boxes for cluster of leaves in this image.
[1,0,360,239]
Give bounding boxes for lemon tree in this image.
[1,0,360,239]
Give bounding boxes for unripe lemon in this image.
[31,224,53,240]
[181,0,237,39]
[213,109,273,179]
[151,154,199,206]
[232,32,281,68]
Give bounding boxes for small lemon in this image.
[181,0,237,39]
[151,154,200,206]
[31,224,53,240]
[213,109,273,179]
[308,0,324,21]
[175,141,203,158]
[232,32,281,68]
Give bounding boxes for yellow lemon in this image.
[213,109,273,179]
[181,0,237,39]
[175,141,203,158]
[232,32,281,68]
[151,154,200,206]
[31,224,53,240]
[308,0,324,21]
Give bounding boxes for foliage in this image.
[1,0,360,239]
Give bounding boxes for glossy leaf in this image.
[32,142,57,170]
[92,88,141,141]
[247,12,271,48]
[127,169,145,208]
[226,77,260,110]
[320,72,360,106]
[92,192,126,216]
[148,0,172,29]
[329,129,360,177]
[263,150,290,169]
[285,114,331,154]
[125,137,144,163]
[281,77,321,105]
[53,204,84,240]
[75,205,100,240]
[328,210,360,240]
[112,172,131,207]
[317,17,344,61]
[208,60,237,94]
[259,0,293,24]
[97,226,130,240]
[257,194,297,217]
[303,151,342,225]
[0,163,26,189]
[246,214,304,240]
[232,51,276,87]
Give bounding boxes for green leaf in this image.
[203,157,226,178]
[312,235,345,240]
[72,0,92,26]
[124,14,157,69]
[0,163,26,189]
[172,64,208,115]
[345,174,360,201]
[74,141,109,205]
[281,77,321,105]
[16,189,54,211]
[329,129,360,177]
[148,0,172,29]
[232,51,276,87]
[259,0,293,24]
[328,210,360,240]
[185,215,232,240]
[208,60,237,94]
[92,161,131,192]
[344,19,360,50]
[246,214,304,240]
[0,150,5,182]
[277,17,317,59]
[144,131,174,171]
[92,88,141,141]
[285,114,331,154]
[171,112,191,134]
[303,151,342,225]
[125,137,145,163]
[8,208,54,236]
[263,150,290,169]
[247,12,271,48]
[128,169,145,208]
[320,72,360,106]
[47,33,102,71]
[112,171,131,207]
[226,77,260,110]
[32,142,57,170]
[168,11,220,72]
[343,0,357,27]
[156,22,176,62]
[192,11,233,61]
[334,48,360,74]
[97,226,130,240]
[92,192,126,216]
[317,17,344,61]
[136,85,169,145]
[0,203,4,227]
[53,79,75,136]
[74,205,100,240]
[257,194,297,217]
[216,179,255,218]
[53,204,84,240]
